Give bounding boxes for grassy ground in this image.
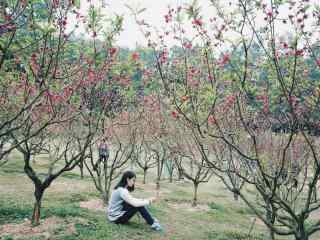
[0,153,318,240]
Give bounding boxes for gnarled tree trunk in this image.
[192,182,199,207]
[31,186,44,226]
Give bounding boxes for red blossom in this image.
[218,53,230,67]
[31,53,37,59]
[208,115,216,125]
[30,53,39,74]
[53,0,59,7]
[108,47,117,56]
[164,14,172,23]
[188,79,199,88]
[119,77,130,86]
[171,111,178,119]
[160,49,168,64]
[88,69,95,82]
[288,96,298,105]
[181,95,189,102]
[131,52,140,61]
[223,95,236,110]
[266,11,273,17]
[63,86,73,99]
[295,49,304,56]
[183,42,192,49]
[221,54,230,64]
[192,19,203,26]
[4,15,12,21]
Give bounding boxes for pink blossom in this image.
[218,53,230,67]
[192,19,203,26]
[181,95,189,102]
[88,69,95,83]
[183,42,192,49]
[295,49,304,56]
[266,11,273,17]
[108,47,117,56]
[208,115,216,125]
[221,54,230,64]
[171,111,178,119]
[131,52,140,61]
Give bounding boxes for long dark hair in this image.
[114,170,136,192]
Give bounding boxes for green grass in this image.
[1,236,14,240]
[208,202,225,212]
[207,230,267,240]
[0,178,270,240]
[61,172,91,180]
[0,156,305,239]
[0,198,32,224]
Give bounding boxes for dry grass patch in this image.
[167,201,210,212]
[79,199,106,212]
[0,216,87,239]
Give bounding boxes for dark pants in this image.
[94,155,108,170]
[100,154,108,162]
[115,202,154,225]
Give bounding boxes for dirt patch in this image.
[135,183,172,200]
[249,217,266,227]
[167,201,210,212]
[309,209,320,221]
[79,198,106,212]
[0,216,80,239]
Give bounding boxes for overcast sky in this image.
[70,0,320,49]
[71,0,195,48]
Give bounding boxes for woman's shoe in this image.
[151,221,162,231]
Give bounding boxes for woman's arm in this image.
[120,188,150,207]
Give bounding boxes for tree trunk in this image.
[79,161,84,179]
[233,191,239,201]
[190,160,194,176]
[295,223,308,240]
[266,199,275,240]
[178,169,184,181]
[169,169,173,183]
[143,168,147,184]
[312,185,317,202]
[192,183,198,207]
[157,164,161,188]
[103,161,109,204]
[102,192,108,205]
[31,186,44,226]
[100,182,110,205]
[295,232,308,240]
[130,158,135,170]
[105,179,112,204]
[268,229,275,240]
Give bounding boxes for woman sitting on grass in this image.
[107,171,163,231]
